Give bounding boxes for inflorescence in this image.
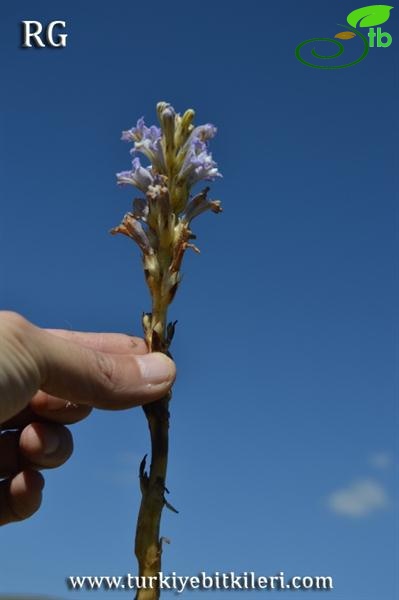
[111,102,222,351]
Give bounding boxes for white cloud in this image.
[328,479,389,517]
[369,452,392,470]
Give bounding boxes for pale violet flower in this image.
[190,123,217,142]
[119,113,220,189]
[116,157,154,192]
[179,137,221,186]
[121,117,161,144]
[122,118,165,171]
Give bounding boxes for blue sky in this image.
[0,1,397,598]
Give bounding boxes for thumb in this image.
[34,328,176,410]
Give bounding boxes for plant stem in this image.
[134,397,170,600]
[134,303,170,600]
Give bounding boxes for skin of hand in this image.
[0,311,176,526]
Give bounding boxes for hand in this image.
[0,311,175,526]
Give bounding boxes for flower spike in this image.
[112,102,222,600]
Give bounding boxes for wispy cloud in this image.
[369,452,392,470]
[328,479,389,517]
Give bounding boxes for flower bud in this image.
[176,109,195,145]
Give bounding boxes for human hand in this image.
[0,311,175,526]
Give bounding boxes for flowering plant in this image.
[111,102,222,599]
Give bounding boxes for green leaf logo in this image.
[347,5,394,28]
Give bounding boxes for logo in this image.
[21,20,68,48]
[296,5,393,68]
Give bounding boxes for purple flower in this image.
[191,123,217,142]
[179,137,221,186]
[116,157,154,192]
[118,108,221,194]
[122,118,165,172]
[121,117,160,142]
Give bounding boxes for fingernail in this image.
[136,353,176,385]
[43,430,60,456]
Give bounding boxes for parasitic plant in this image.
[111,102,222,599]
